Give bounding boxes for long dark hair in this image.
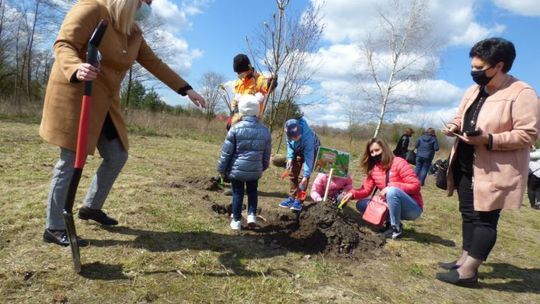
[360,138,394,174]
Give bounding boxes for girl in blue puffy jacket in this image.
[217,95,272,230]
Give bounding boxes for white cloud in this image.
[152,0,192,32]
[492,0,540,17]
[307,44,363,81]
[394,106,459,129]
[311,0,505,47]
[303,78,463,129]
[152,30,203,74]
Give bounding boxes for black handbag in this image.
[435,159,449,190]
[406,150,416,165]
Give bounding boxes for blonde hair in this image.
[104,0,138,35]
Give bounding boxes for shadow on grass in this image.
[257,191,288,199]
[401,228,456,247]
[336,205,456,247]
[479,263,540,293]
[86,226,312,278]
[80,262,128,280]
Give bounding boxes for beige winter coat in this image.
[447,75,540,211]
[40,0,189,154]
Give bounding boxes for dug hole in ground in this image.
[170,154,386,260]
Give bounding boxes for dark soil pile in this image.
[181,175,385,258]
[179,176,223,191]
[211,200,385,257]
[261,203,385,257]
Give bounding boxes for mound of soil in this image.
[180,176,223,192]
[211,201,385,257]
[181,175,385,257]
[271,154,287,168]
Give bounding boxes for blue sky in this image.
[150,0,540,128]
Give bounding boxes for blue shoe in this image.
[290,199,302,211]
[279,197,294,208]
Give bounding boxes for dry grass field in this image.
[1,116,539,303]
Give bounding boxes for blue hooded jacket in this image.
[217,116,272,181]
[415,134,439,160]
[286,118,319,178]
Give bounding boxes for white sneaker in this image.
[230,219,241,230]
[247,214,257,226]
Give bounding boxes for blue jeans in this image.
[46,136,128,230]
[415,156,432,186]
[355,187,422,227]
[231,179,258,221]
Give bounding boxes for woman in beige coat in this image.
[40,0,206,246]
[437,37,540,287]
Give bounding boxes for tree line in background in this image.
[0,0,439,145]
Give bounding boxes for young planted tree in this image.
[248,0,323,153]
[356,0,439,138]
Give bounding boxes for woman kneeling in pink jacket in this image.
[341,138,423,240]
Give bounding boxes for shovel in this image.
[63,19,108,273]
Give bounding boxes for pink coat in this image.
[310,173,353,202]
[350,157,423,209]
[447,76,540,211]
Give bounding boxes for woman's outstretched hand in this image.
[186,89,207,108]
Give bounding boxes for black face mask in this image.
[471,68,494,86]
[369,154,382,165]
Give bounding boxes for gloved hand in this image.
[286,159,292,170]
[299,177,308,191]
[269,75,278,89]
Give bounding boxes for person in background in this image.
[227,54,277,129]
[438,37,540,287]
[393,127,414,158]
[310,173,353,203]
[527,146,540,210]
[341,138,423,239]
[278,118,320,211]
[39,0,206,246]
[414,128,439,186]
[217,95,272,230]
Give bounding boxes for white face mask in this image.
[135,2,152,21]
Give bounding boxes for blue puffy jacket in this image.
[217,116,272,181]
[415,134,439,160]
[286,118,319,178]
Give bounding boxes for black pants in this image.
[527,172,540,208]
[454,170,501,261]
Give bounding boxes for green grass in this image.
[1,118,540,303]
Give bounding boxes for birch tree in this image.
[357,0,439,138]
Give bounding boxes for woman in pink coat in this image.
[438,38,540,288]
[341,138,423,240]
[309,173,353,203]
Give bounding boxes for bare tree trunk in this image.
[14,22,21,108]
[26,0,42,100]
[0,0,5,40]
[125,67,133,110]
